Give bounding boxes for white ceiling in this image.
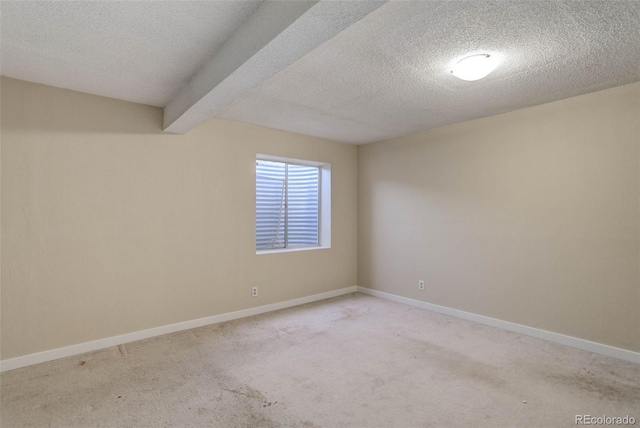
[217,1,640,143]
[0,1,262,107]
[2,1,639,144]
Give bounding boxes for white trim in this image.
[257,153,326,168]
[256,245,327,255]
[5,285,634,372]
[0,286,357,373]
[255,154,331,253]
[319,164,331,249]
[356,287,640,364]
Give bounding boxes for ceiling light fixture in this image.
[451,54,498,81]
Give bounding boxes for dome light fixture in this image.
[451,54,498,81]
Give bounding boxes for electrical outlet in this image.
[251,287,258,297]
[418,280,425,291]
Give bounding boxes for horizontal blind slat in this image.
[286,164,319,247]
[256,160,319,250]
[256,161,285,250]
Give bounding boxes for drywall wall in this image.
[0,77,357,360]
[358,82,640,352]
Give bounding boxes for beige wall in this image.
[2,76,638,360]
[358,82,640,352]
[0,77,358,360]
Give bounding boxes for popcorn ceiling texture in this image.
[1,1,639,143]
[217,0,640,143]
[0,1,262,107]
[163,0,387,134]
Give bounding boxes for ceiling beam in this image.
[163,0,387,134]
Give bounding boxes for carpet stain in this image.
[332,305,372,322]
[222,385,268,406]
[405,337,506,389]
[224,387,281,428]
[276,325,310,336]
[212,321,238,337]
[117,344,128,356]
[245,411,280,428]
[444,355,506,389]
[3,294,639,427]
[546,371,640,404]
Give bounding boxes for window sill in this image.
[256,245,330,255]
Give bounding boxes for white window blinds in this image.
[256,160,320,251]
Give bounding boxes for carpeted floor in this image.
[1,293,638,427]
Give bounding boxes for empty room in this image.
[1,1,638,427]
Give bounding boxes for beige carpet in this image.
[1,293,638,427]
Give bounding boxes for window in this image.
[256,155,330,253]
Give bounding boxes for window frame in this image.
[256,154,331,255]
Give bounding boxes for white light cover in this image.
[451,54,498,81]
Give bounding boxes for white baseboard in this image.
[356,286,639,364]
[4,285,636,372]
[0,286,357,373]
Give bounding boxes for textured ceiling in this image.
[1,1,639,144]
[163,1,387,133]
[217,0,640,144]
[0,1,262,107]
